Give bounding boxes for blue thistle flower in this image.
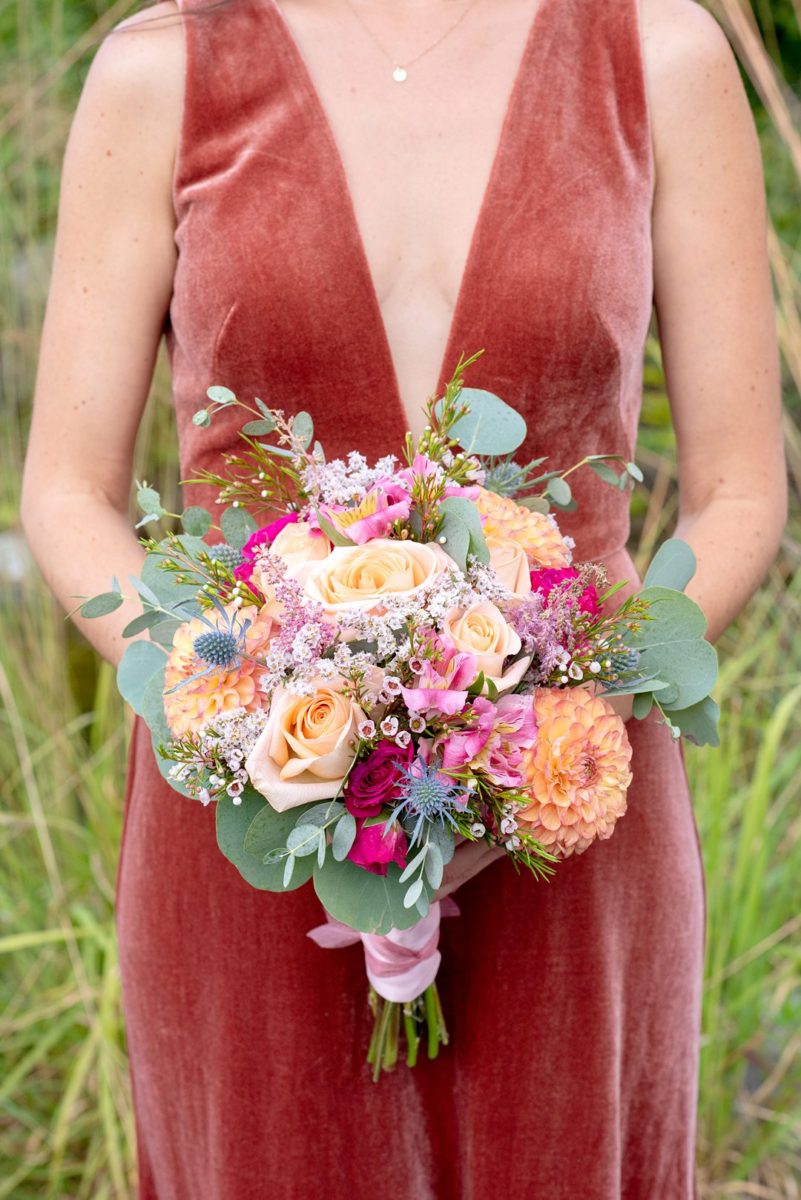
[609,649,640,675]
[208,542,244,571]
[387,759,466,846]
[193,629,240,668]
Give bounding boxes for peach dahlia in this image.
[476,488,572,569]
[517,687,632,857]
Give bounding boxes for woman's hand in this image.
[433,836,506,903]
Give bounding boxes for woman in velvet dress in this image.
[22,0,786,1195]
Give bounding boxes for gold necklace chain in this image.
[341,0,484,82]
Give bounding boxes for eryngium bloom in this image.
[163,603,275,737]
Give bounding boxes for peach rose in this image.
[301,538,452,614]
[245,677,366,811]
[267,520,331,572]
[442,601,531,692]
[486,536,532,596]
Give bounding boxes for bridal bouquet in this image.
[81,353,719,1077]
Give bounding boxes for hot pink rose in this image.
[401,632,477,718]
[343,739,414,818]
[234,513,300,584]
[529,567,600,616]
[347,818,409,876]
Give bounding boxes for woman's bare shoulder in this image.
[639,0,753,173]
[73,1,185,190]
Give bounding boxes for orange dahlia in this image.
[163,603,276,738]
[476,488,572,569]
[517,687,632,857]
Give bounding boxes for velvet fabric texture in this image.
[115,0,706,1196]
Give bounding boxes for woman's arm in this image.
[436,0,787,901]
[20,3,184,668]
[646,0,787,641]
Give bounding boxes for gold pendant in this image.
[392,66,408,82]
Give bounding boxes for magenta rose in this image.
[234,513,300,584]
[347,818,408,876]
[343,739,414,818]
[529,566,600,617]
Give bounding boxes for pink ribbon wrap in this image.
[307,897,459,1003]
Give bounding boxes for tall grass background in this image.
[1,1,799,1195]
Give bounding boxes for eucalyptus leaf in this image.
[148,618,184,648]
[192,409,211,427]
[661,695,720,747]
[243,419,276,437]
[424,841,444,890]
[127,575,162,609]
[643,539,697,593]
[545,476,572,507]
[285,824,323,858]
[283,855,295,887]
[403,878,425,909]
[117,640,167,718]
[588,460,620,487]
[206,385,236,405]
[626,462,644,483]
[292,411,314,448]
[332,812,357,861]
[136,484,165,518]
[297,800,345,829]
[255,397,273,418]
[121,610,164,638]
[219,788,315,891]
[427,822,456,866]
[181,506,212,537]
[435,514,470,572]
[398,844,428,884]
[517,495,551,514]
[220,506,257,550]
[632,692,654,720]
[439,496,489,564]
[444,388,527,456]
[313,856,431,935]
[628,587,718,710]
[80,592,124,619]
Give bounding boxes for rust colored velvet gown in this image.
[115,0,706,1195]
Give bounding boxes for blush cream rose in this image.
[245,676,365,811]
[299,538,453,614]
[441,600,531,693]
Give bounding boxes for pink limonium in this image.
[401,632,477,718]
[397,453,480,501]
[439,693,537,789]
[234,513,299,584]
[347,817,409,876]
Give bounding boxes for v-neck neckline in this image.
[265,0,555,434]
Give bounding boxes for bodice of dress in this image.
[167,0,654,563]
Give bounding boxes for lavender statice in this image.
[251,550,336,691]
[508,593,565,682]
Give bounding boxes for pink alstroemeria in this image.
[401,633,477,718]
[439,693,537,789]
[397,453,480,501]
[320,481,411,545]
